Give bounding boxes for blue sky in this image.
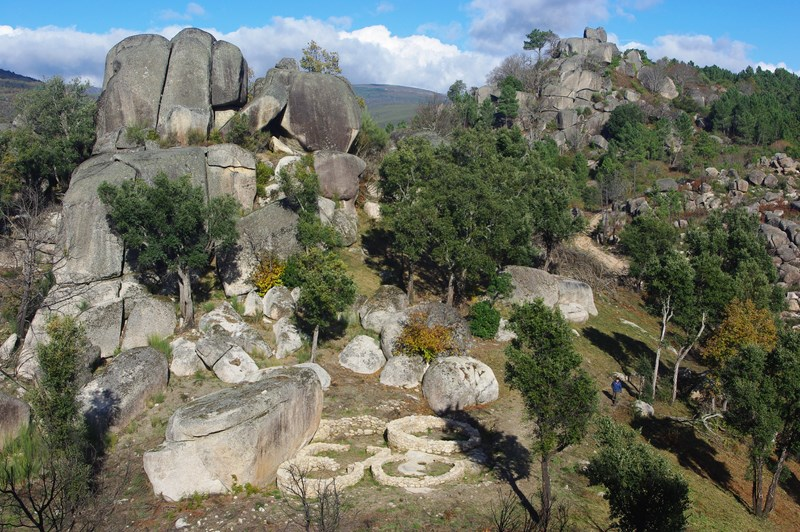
[1,1,798,92]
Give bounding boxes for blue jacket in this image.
[612,379,623,393]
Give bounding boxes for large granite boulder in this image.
[359,285,408,333]
[94,34,171,153]
[380,355,427,389]
[79,346,169,436]
[57,157,131,284]
[218,203,300,296]
[295,362,331,391]
[421,356,499,413]
[211,40,248,109]
[157,28,214,143]
[313,150,366,201]
[239,67,295,132]
[143,367,322,501]
[505,266,598,321]
[403,302,473,356]
[338,335,386,374]
[0,393,30,450]
[318,198,359,246]
[281,72,362,152]
[263,286,296,321]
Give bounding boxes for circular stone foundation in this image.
[385,415,481,454]
[370,452,466,489]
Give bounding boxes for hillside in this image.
[2,25,800,532]
[0,68,40,125]
[353,83,443,127]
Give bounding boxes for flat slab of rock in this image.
[422,356,499,413]
[79,346,169,436]
[143,367,322,501]
[339,335,386,374]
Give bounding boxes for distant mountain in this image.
[0,69,41,125]
[353,84,444,127]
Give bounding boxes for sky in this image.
[1,0,799,93]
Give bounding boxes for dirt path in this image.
[570,212,628,275]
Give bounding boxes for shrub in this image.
[469,301,500,339]
[256,161,274,198]
[394,311,455,364]
[586,417,690,531]
[250,254,285,296]
[147,334,173,359]
[187,128,207,146]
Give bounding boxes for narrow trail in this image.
[570,212,629,275]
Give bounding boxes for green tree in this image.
[642,250,696,399]
[5,76,96,197]
[0,316,91,531]
[496,76,520,128]
[505,300,597,527]
[586,417,690,531]
[528,164,585,270]
[98,174,239,327]
[523,28,558,61]
[300,41,342,75]
[721,344,784,517]
[619,213,679,286]
[278,155,341,250]
[283,248,356,360]
[763,328,800,515]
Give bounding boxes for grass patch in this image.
[148,334,172,359]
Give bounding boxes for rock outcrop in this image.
[95,29,248,153]
[505,266,598,322]
[143,367,322,501]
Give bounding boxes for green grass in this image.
[147,334,173,359]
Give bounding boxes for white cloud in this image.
[0,25,135,86]
[376,2,395,14]
[0,16,501,93]
[619,34,754,72]
[186,3,206,16]
[467,0,610,55]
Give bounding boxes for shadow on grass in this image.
[583,327,657,376]
[449,410,540,524]
[632,417,733,492]
[781,466,800,506]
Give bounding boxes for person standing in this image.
[612,376,623,405]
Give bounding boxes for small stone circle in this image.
[370,453,467,489]
[385,415,481,455]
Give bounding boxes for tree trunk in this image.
[540,453,552,529]
[764,447,789,516]
[177,266,194,328]
[753,457,765,517]
[446,271,455,307]
[653,297,672,399]
[311,325,320,363]
[671,313,706,404]
[406,262,415,305]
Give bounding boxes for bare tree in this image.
[638,63,668,93]
[280,464,344,532]
[1,186,58,342]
